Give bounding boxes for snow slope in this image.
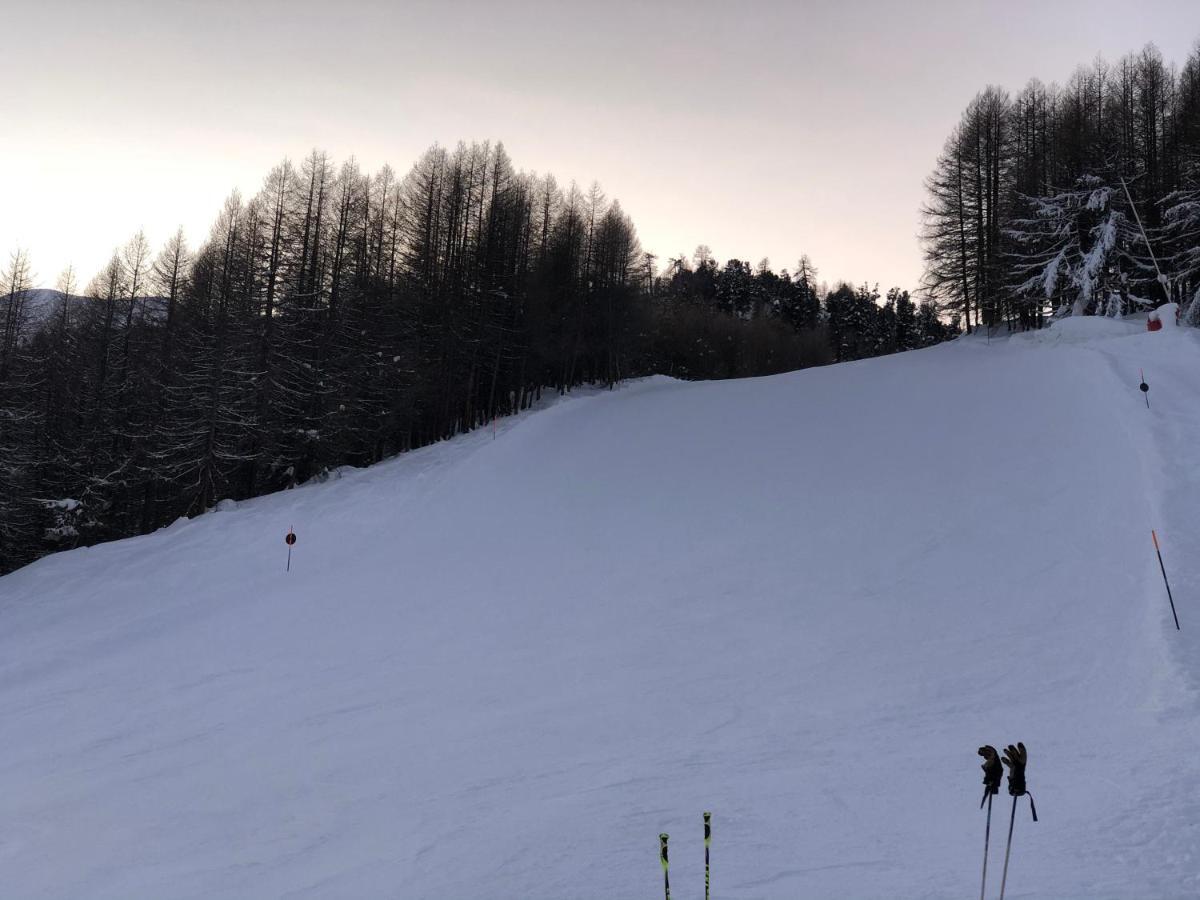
[2,321,1199,899]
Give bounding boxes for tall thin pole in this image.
[659,833,670,900]
[1120,175,1168,295]
[1153,530,1181,630]
[980,793,994,900]
[703,812,711,900]
[998,795,1018,900]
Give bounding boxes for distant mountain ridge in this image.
[3,289,167,341]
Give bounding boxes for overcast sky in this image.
[4,0,1199,291]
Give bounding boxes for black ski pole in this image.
[659,833,670,900]
[998,742,1036,900]
[978,745,1002,900]
[703,812,711,900]
[980,792,994,900]
[1140,369,1150,408]
[1153,530,1180,630]
[998,794,1018,900]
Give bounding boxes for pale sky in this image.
[4,0,1199,291]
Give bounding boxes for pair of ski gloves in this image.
[978,743,1027,797]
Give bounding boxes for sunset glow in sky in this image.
[4,0,1199,291]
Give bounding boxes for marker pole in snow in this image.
[1140,369,1150,408]
[659,833,671,900]
[285,527,296,572]
[703,812,711,900]
[1152,530,1180,630]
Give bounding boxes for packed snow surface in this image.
[2,322,1200,898]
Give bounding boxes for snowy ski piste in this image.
[2,318,1199,898]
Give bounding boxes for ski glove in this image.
[1001,742,1028,796]
[1001,742,1038,821]
[978,745,1003,799]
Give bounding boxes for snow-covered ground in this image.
[1,319,1198,898]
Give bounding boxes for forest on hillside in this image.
[10,35,1200,575]
[923,40,1200,331]
[0,144,952,572]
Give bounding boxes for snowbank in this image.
[1149,302,1181,330]
[1020,313,1143,345]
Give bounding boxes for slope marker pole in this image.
[1152,530,1180,630]
[659,833,670,900]
[285,526,296,572]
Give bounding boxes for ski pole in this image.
[703,812,711,900]
[977,743,1003,900]
[1152,530,1180,630]
[980,793,993,900]
[998,794,1018,900]
[659,833,670,900]
[1140,369,1150,408]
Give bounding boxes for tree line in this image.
[923,40,1200,331]
[0,142,953,573]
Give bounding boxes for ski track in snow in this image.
[1,324,1199,898]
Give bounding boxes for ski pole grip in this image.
[659,833,669,871]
